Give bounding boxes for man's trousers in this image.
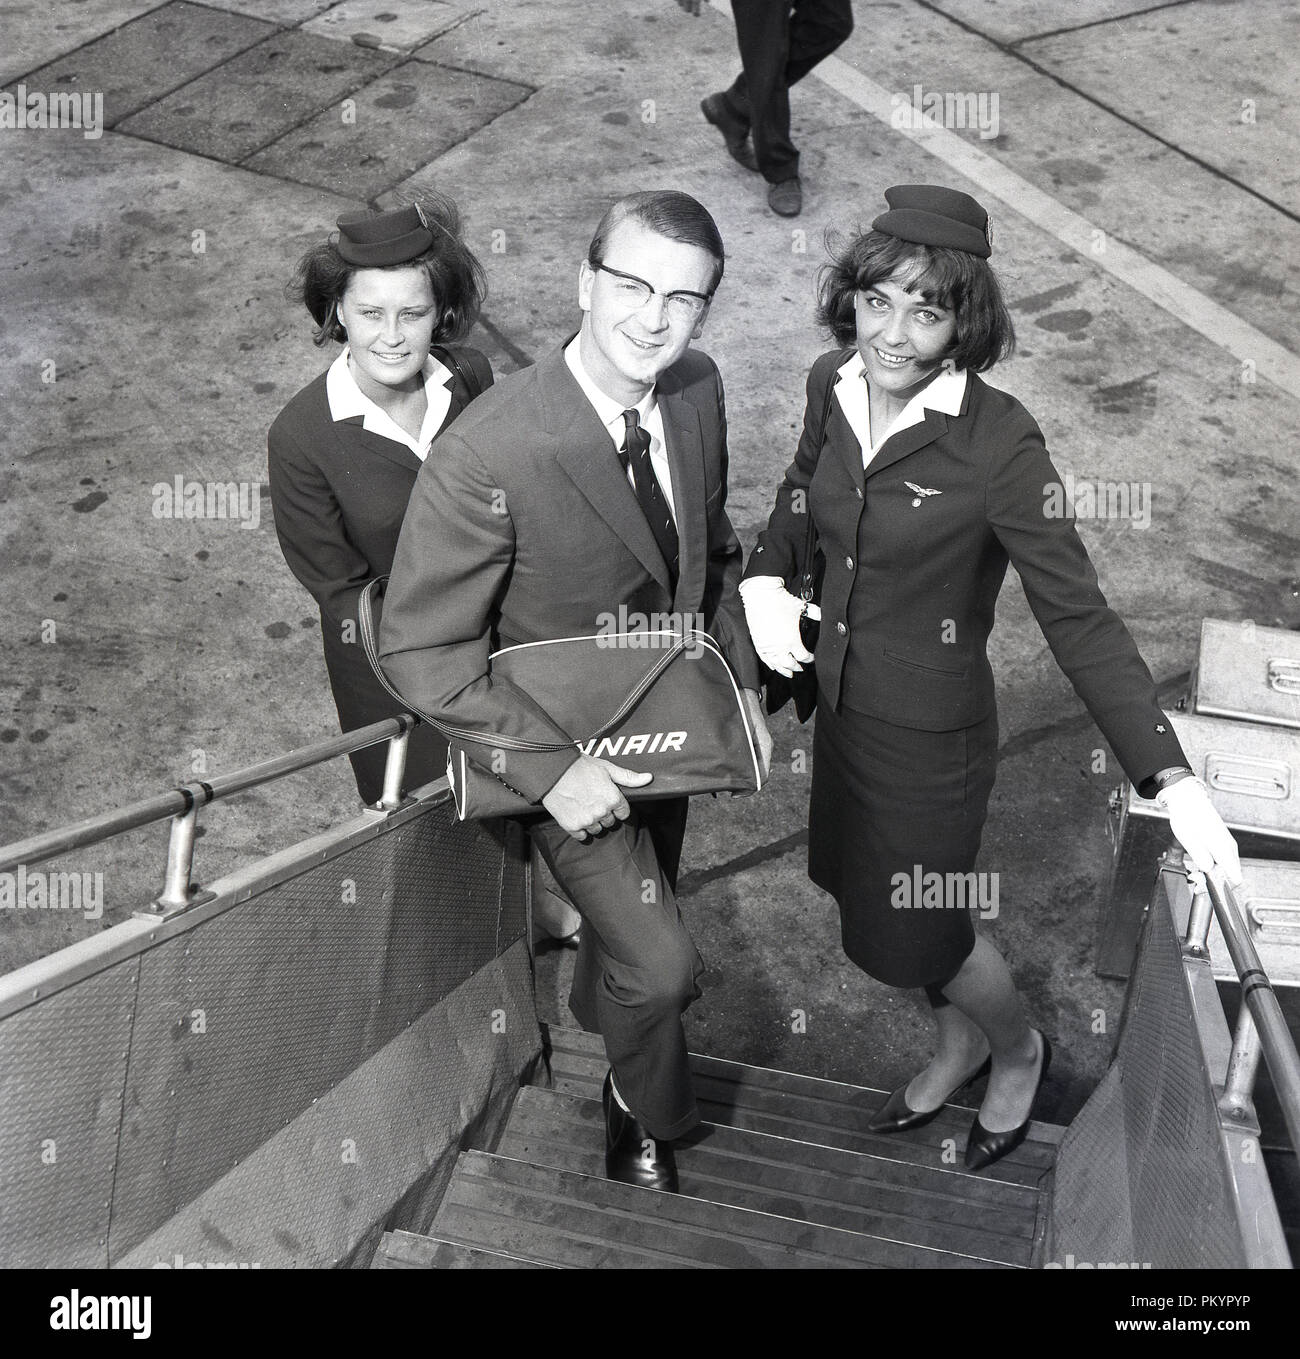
[529,797,703,1141]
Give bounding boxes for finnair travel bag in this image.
[359,579,765,820]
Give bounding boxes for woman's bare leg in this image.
[908,933,1044,1130]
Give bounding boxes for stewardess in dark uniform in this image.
[742,185,1241,1170]
[268,199,490,803]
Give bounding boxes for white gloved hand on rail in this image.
[1159,777,1243,887]
[739,576,820,678]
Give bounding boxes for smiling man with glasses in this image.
[380,190,770,1194]
[588,263,713,320]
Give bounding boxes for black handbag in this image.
[761,507,822,723]
[761,357,843,723]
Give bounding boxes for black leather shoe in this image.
[700,93,759,172]
[867,1053,992,1134]
[767,176,803,217]
[964,1032,1052,1171]
[603,1071,679,1192]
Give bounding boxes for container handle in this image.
[1205,753,1290,800]
[1267,657,1300,695]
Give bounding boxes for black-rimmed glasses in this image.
[591,262,713,322]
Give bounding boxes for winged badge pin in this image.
[904,481,942,508]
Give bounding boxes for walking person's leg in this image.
[728,1,800,192]
[783,0,854,88]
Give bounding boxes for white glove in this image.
[1159,777,1243,887]
[740,576,820,677]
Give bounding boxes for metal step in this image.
[383,1023,1061,1267]
[371,1228,551,1269]
[498,1084,1040,1265]
[540,1023,1063,1187]
[428,1150,1014,1268]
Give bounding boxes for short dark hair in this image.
[290,193,487,348]
[816,229,1015,372]
[587,190,725,294]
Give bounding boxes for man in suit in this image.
[379,191,770,1192]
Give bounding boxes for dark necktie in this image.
[620,409,679,588]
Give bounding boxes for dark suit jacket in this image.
[745,348,1187,787]
[267,344,492,800]
[378,341,758,805]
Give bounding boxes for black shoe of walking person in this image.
[768,177,803,217]
[700,93,759,172]
[603,1071,680,1192]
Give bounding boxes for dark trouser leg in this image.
[784,0,854,87]
[529,798,701,1141]
[727,0,855,182]
[727,1,798,183]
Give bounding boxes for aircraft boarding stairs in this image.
[0,716,1294,1270]
[373,1023,1057,1269]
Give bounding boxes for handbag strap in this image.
[358,577,698,754]
[433,344,486,401]
[796,349,848,602]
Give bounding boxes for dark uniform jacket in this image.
[378,341,758,806]
[745,348,1187,788]
[267,345,492,801]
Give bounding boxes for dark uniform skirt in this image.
[322,619,449,805]
[808,698,999,989]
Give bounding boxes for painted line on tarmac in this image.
[806,54,1300,402]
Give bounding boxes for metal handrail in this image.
[0,714,419,907]
[1184,858,1300,1156]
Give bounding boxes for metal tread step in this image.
[371,1228,552,1269]
[497,1084,1041,1266]
[428,1149,1017,1268]
[539,1022,1063,1187]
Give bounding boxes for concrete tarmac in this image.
[2,0,1298,1124]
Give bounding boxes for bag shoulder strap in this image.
[358,578,699,754]
[796,348,850,600]
[434,345,487,402]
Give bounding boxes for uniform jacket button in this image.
[855,487,864,499]
[836,621,847,636]
[845,555,854,570]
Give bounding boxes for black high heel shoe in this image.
[867,1052,993,1134]
[964,1031,1052,1171]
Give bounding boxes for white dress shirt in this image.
[741,356,969,597]
[325,348,454,461]
[832,350,968,467]
[563,336,676,524]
